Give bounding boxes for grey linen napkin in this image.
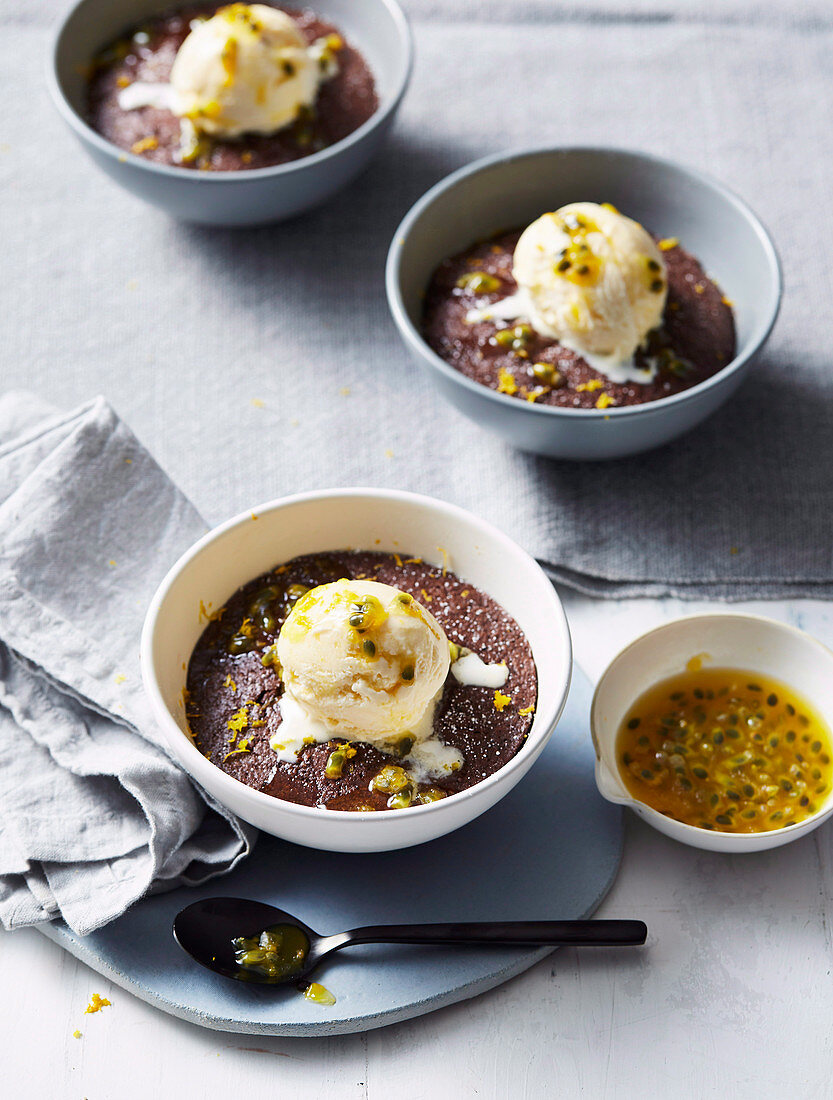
[0,393,254,936]
[4,0,833,601]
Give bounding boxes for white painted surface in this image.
[4,591,833,1098]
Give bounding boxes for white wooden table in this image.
[5,591,832,1099]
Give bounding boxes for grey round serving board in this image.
[39,667,623,1036]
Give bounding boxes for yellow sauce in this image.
[616,667,833,833]
[232,924,309,982]
[302,982,337,1006]
[553,212,602,286]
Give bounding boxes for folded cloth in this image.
[0,393,254,936]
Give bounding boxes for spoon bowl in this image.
[174,897,319,984]
[173,896,648,986]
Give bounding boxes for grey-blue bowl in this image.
[49,0,412,226]
[386,147,782,461]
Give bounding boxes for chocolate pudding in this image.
[422,229,736,410]
[186,551,538,811]
[87,5,378,171]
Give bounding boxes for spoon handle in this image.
[335,919,647,949]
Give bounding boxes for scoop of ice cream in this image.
[512,202,667,365]
[169,4,319,137]
[276,579,450,743]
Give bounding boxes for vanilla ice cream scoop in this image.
[117,3,339,143]
[512,202,667,367]
[170,4,319,137]
[276,579,450,746]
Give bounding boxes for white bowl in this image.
[591,614,833,853]
[49,0,413,225]
[141,488,572,852]
[386,146,781,460]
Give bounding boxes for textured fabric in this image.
[3,2,833,600]
[0,394,254,935]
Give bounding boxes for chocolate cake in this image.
[186,551,538,811]
[87,5,378,171]
[422,229,736,409]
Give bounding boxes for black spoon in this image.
[173,897,648,986]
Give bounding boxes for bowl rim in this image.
[385,144,783,420]
[589,611,833,843]
[47,0,413,183]
[140,486,573,823]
